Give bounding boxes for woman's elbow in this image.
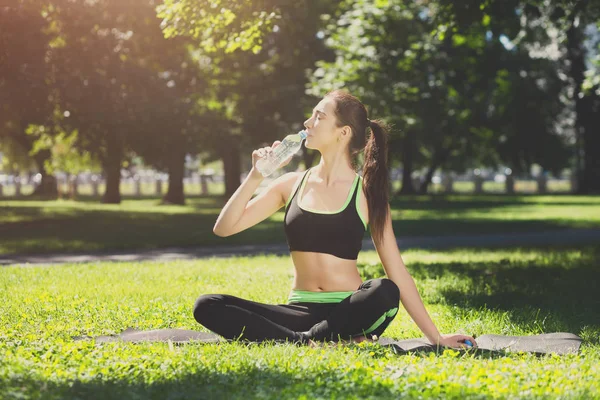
[213,224,232,237]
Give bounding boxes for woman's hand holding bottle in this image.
[250,141,294,179]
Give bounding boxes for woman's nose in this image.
[304,117,312,129]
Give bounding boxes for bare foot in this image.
[350,335,369,343]
[306,335,378,348]
[336,335,377,347]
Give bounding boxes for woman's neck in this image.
[313,151,354,187]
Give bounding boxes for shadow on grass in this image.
[0,358,519,400]
[389,194,600,210]
[1,195,599,255]
[358,246,600,340]
[1,210,593,257]
[388,219,587,237]
[0,367,400,399]
[0,211,286,255]
[6,192,599,209]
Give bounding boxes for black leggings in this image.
[193,278,400,343]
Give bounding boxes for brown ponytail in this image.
[326,90,390,244]
[363,119,390,244]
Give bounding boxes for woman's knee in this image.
[372,278,400,306]
[193,294,228,323]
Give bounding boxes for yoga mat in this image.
[73,328,223,344]
[74,328,582,355]
[377,332,583,356]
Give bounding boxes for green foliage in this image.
[309,0,574,189]
[27,125,100,176]
[0,1,55,176]
[0,137,36,173]
[310,0,503,183]
[2,0,598,198]
[156,0,280,54]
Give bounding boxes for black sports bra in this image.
[284,168,368,260]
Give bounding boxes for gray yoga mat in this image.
[377,332,582,356]
[74,328,223,344]
[74,328,582,355]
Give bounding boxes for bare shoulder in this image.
[277,171,305,205]
[257,171,305,206]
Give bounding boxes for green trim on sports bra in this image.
[285,169,368,230]
[297,168,359,215]
[285,170,308,211]
[285,182,297,211]
[356,176,368,230]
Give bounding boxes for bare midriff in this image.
[290,251,363,292]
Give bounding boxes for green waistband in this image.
[287,289,354,304]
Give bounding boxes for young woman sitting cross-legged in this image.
[194,89,477,349]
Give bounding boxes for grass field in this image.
[1,246,599,399]
[1,195,599,256]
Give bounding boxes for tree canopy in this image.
[1,0,599,199]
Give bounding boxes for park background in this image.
[1,0,600,399]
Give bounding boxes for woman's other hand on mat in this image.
[438,333,477,349]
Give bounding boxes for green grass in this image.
[1,195,599,256]
[1,246,599,399]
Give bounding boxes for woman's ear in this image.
[341,126,352,139]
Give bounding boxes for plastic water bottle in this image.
[256,130,307,177]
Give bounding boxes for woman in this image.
[194,89,477,349]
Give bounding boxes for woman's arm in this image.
[372,209,441,343]
[214,141,300,237]
[213,168,265,236]
[372,205,476,348]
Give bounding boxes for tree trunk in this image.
[419,147,450,194]
[566,15,599,193]
[163,146,186,205]
[102,136,122,204]
[582,91,600,193]
[397,131,417,195]
[31,150,58,198]
[222,138,241,198]
[419,165,436,194]
[68,174,78,200]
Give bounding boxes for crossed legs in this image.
[193,278,400,344]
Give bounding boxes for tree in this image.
[308,0,513,193]
[157,0,280,54]
[0,1,59,197]
[158,0,337,197]
[442,0,600,192]
[0,136,36,174]
[546,1,600,192]
[40,0,205,204]
[27,121,101,199]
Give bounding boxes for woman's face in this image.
[303,97,345,151]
